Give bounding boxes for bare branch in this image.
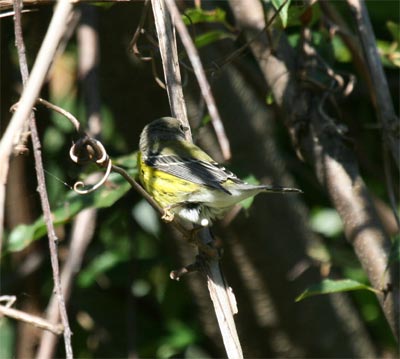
[163,0,231,160]
[149,1,242,357]
[35,200,98,359]
[9,0,75,357]
[36,8,101,355]
[346,0,400,170]
[151,0,191,140]
[0,303,64,335]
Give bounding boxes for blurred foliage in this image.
[0,318,14,359]
[1,0,399,358]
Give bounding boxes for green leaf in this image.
[387,21,400,43]
[240,175,260,210]
[295,278,379,302]
[0,318,15,359]
[194,30,235,49]
[132,199,160,237]
[183,7,227,26]
[271,0,292,28]
[377,39,400,68]
[332,36,352,63]
[92,2,114,9]
[200,115,211,126]
[266,91,275,105]
[310,207,343,237]
[6,161,137,252]
[78,250,128,288]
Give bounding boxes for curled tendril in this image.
[69,137,112,194]
[69,138,108,166]
[73,158,113,194]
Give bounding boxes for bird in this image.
[138,117,301,227]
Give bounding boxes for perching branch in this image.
[10,0,74,357]
[228,0,399,340]
[150,1,243,357]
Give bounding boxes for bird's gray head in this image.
[139,117,188,152]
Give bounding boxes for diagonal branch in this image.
[0,303,64,335]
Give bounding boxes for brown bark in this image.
[228,0,399,340]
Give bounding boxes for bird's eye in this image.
[179,123,189,133]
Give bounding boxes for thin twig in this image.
[382,144,400,230]
[0,304,64,335]
[37,98,82,132]
[151,0,191,140]
[35,183,98,359]
[164,0,231,160]
[346,0,400,170]
[0,8,35,17]
[129,0,152,60]
[37,9,101,355]
[10,0,74,357]
[318,1,371,91]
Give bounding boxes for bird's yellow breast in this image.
[138,151,201,208]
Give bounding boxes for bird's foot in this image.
[161,207,175,222]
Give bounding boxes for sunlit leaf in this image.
[332,36,352,62]
[295,278,378,302]
[271,0,291,28]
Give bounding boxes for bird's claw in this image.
[161,207,175,222]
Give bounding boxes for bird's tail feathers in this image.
[260,185,303,194]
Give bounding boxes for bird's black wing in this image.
[145,153,241,194]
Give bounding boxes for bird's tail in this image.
[260,185,303,194]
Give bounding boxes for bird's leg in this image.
[189,226,222,259]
